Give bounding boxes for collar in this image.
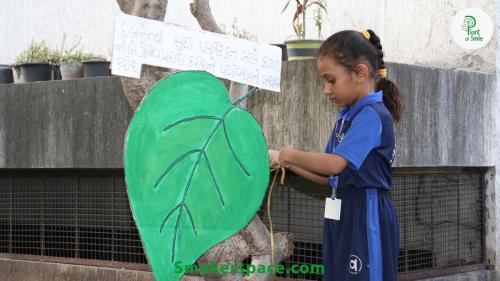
[342,90,383,121]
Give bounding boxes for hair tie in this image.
[378,67,388,78]
[361,30,371,40]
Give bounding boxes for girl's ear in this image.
[352,63,370,84]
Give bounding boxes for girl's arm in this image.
[279,147,348,176]
[288,165,329,186]
[269,149,328,185]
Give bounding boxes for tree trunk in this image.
[189,2,294,281]
[116,0,172,109]
[116,1,294,280]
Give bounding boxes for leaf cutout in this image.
[124,71,269,281]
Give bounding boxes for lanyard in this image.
[328,175,338,199]
[331,113,347,200]
[338,116,346,135]
[334,114,347,147]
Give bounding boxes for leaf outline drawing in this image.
[154,104,251,262]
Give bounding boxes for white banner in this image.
[112,14,281,92]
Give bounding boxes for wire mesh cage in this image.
[0,168,485,280]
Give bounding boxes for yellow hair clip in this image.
[378,68,388,78]
[361,30,371,40]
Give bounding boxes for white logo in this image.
[349,255,362,274]
[451,8,493,50]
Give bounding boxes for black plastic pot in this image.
[0,65,13,84]
[19,63,52,82]
[83,61,111,77]
[271,43,288,61]
[52,65,62,80]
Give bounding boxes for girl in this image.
[269,29,403,281]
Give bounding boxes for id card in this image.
[324,198,342,220]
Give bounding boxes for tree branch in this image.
[190,0,248,105]
[116,0,135,14]
[115,3,293,281]
[117,0,168,21]
[115,0,171,109]
[189,2,294,281]
[132,0,168,21]
[189,0,222,33]
[197,215,294,281]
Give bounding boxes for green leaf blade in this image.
[124,71,269,281]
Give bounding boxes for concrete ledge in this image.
[248,61,495,167]
[0,62,495,168]
[418,269,495,281]
[387,63,495,167]
[0,257,494,281]
[0,77,133,168]
[0,257,204,281]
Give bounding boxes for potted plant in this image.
[282,0,327,60]
[57,36,91,80]
[0,65,14,84]
[83,54,111,77]
[14,40,52,83]
[60,49,87,80]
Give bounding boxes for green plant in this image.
[313,0,326,39]
[282,0,327,39]
[220,18,258,41]
[15,40,51,65]
[84,54,108,61]
[60,50,91,66]
[57,35,92,66]
[48,49,62,65]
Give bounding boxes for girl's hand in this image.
[268,150,280,170]
[279,146,295,168]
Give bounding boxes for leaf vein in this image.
[163,115,220,132]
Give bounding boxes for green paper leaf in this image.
[124,71,269,281]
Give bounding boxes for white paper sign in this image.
[112,13,282,92]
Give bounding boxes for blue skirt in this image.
[322,187,399,281]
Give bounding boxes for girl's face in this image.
[316,55,365,108]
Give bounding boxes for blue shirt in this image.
[325,90,396,190]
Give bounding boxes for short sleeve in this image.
[333,107,382,169]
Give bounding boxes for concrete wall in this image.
[0,0,495,71]
[387,63,496,167]
[0,257,157,281]
[247,61,496,168]
[0,257,208,281]
[419,270,495,281]
[492,1,500,277]
[0,61,494,169]
[0,77,133,168]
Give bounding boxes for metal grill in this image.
[0,170,146,266]
[0,169,485,280]
[258,169,485,280]
[392,169,485,280]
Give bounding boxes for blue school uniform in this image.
[323,90,399,281]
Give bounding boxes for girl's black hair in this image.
[318,30,403,123]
